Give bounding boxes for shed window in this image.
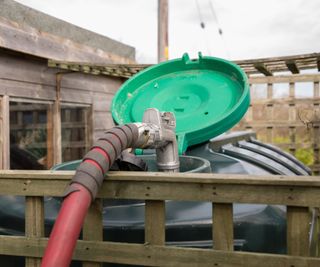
[9,101,92,170]
[9,101,51,170]
[61,105,91,162]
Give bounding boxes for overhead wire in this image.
[195,0,211,55]
[195,0,205,29]
[208,0,231,58]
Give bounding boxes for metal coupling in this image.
[133,108,180,172]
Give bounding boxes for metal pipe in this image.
[142,108,179,173]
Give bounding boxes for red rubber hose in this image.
[41,124,138,266]
[41,183,91,267]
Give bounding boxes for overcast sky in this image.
[15,0,320,63]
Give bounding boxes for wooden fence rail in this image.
[0,170,319,266]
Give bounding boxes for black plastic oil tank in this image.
[139,155,211,173]
[52,155,211,173]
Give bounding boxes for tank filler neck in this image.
[137,108,179,173]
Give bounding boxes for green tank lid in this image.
[112,53,250,154]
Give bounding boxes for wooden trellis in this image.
[235,73,320,174]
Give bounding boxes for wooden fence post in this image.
[213,203,234,251]
[83,199,103,267]
[0,95,10,170]
[145,200,165,246]
[25,196,44,267]
[314,81,320,98]
[287,206,310,256]
[289,82,295,98]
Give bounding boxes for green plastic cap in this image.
[112,53,250,154]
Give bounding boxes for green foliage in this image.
[273,136,290,144]
[295,148,314,166]
[273,137,314,167]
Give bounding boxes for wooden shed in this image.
[0,0,135,170]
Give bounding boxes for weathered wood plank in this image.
[0,75,116,103]
[213,203,233,251]
[1,170,320,185]
[314,81,320,98]
[237,121,307,127]
[0,95,10,169]
[0,171,320,207]
[318,210,320,257]
[286,61,300,74]
[267,83,273,99]
[67,181,320,207]
[0,52,123,94]
[245,105,253,122]
[53,74,62,165]
[0,170,320,185]
[25,196,44,267]
[92,93,113,112]
[61,73,122,94]
[0,99,2,170]
[289,127,296,155]
[287,206,310,256]
[83,199,103,267]
[309,208,320,257]
[266,127,273,143]
[60,87,93,104]
[25,197,45,237]
[85,106,94,150]
[289,104,296,122]
[313,126,320,175]
[236,52,320,65]
[46,104,54,169]
[93,112,115,132]
[0,78,56,101]
[254,63,273,76]
[249,73,320,84]
[48,60,147,79]
[1,173,320,207]
[49,53,320,78]
[289,82,295,98]
[266,105,273,121]
[251,97,320,106]
[145,200,166,245]
[0,17,133,64]
[0,53,56,87]
[1,236,320,267]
